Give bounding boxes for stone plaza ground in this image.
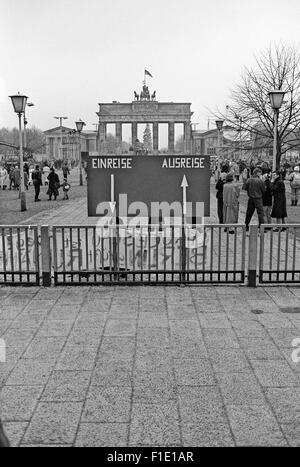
[0,168,300,447]
[0,285,300,447]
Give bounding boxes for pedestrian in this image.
[223,173,240,233]
[271,171,287,229]
[60,178,70,200]
[14,166,20,190]
[31,164,43,202]
[289,165,300,206]
[9,166,15,190]
[0,166,9,190]
[262,173,273,225]
[62,162,70,180]
[244,167,265,231]
[42,164,50,185]
[47,167,60,200]
[215,172,227,224]
[231,161,240,182]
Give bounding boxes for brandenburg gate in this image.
[96,84,193,155]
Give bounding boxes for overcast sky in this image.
[0,0,299,134]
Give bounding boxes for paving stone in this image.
[0,306,24,320]
[74,312,107,328]
[202,328,241,349]
[92,358,133,386]
[65,325,103,346]
[55,345,98,371]
[22,336,66,361]
[5,360,54,386]
[138,312,168,328]
[10,314,45,330]
[104,319,136,337]
[257,314,295,329]
[264,388,300,424]
[246,299,280,313]
[178,386,229,424]
[217,371,266,405]
[24,299,56,312]
[81,300,111,313]
[226,403,288,446]
[231,319,268,338]
[239,337,284,360]
[170,339,208,359]
[198,313,232,329]
[75,422,128,447]
[129,402,181,446]
[194,299,224,313]
[2,328,36,347]
[41,370,91,402]
[174,358,216,386]
[22,402,83,445]
[99,337,136,360]
[82,386,132,422]
[2,422,28,447]
[209,348,250,373]
[169,319,202,337]
[280,423,300,447]
[137,328,169,347]
[33,289,64,300]
[0,386,43,421]
[37,319,74,337]
[251,360,298,387]
[167,304,196,320]
[266,327,300,348]
[133,384,177,404]
[181,421,234,446]
[47,305,81,320]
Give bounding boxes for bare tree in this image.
[218,44,300,168]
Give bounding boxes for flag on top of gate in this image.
[145,69,153,78]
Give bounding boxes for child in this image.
[60,178,70,200]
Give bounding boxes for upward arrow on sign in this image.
[181,174,188,216]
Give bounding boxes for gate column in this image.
[131,122,137,147]
[153,122,159,154]
[99,122,106,154]
[168,122,175,153]
[184,121,192,154]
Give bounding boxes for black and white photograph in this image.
[0,0,300,452]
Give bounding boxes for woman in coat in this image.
[47,167,60,200]
[215,172,226,224]
[223,173,240,232]
[271,171,287,227]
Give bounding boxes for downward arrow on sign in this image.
[109,174,116,212]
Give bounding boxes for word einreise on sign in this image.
[92,157,205,170]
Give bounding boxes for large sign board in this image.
[87,155,210,219]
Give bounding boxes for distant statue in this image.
[134,91,139,101]
[140,84,150,101]
[151,90,156,101]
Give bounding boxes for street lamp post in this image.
[9,93,28,211]
[215,119,224,178]
[23,102,34,150]
[54,116,68,160]
[268,90,286,171]
[75,119,86,186]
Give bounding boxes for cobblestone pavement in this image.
[0,285,300,447]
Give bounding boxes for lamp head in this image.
[75,119,86,133]
[268,90,286,110]
[9,92,28,114]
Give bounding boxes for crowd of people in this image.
[0,160,71,202]
[215,159,300,232]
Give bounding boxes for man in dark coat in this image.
[31,164,42,202]
[271,171,287,226]
[244,167,266,231]
[47,167,60,200]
